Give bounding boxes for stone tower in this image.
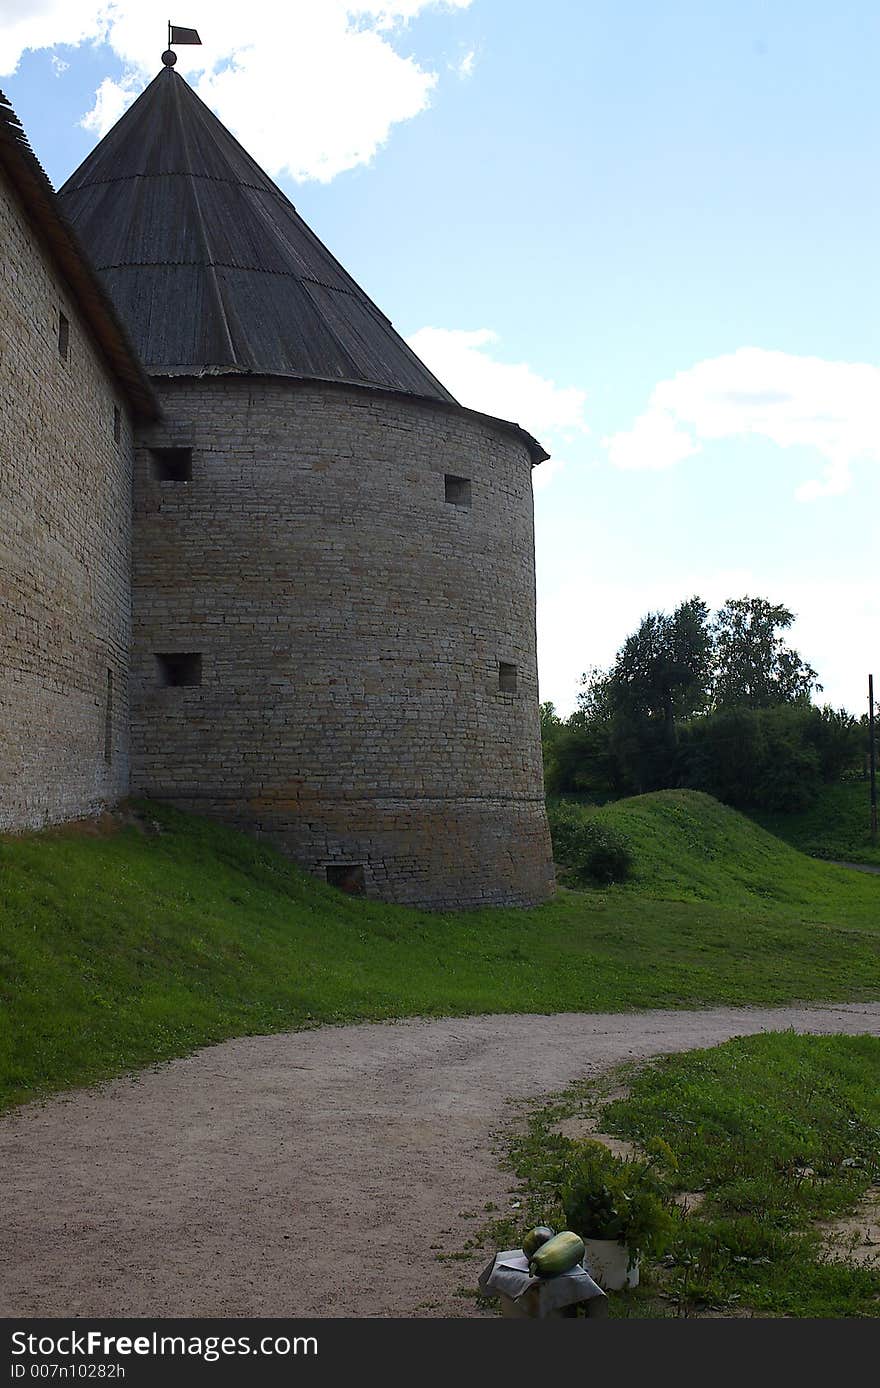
[58,64,554,909]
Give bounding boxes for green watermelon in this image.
[529,1230,585,1278]
[521,1225,555,1260]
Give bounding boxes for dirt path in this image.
[2,1002,878,1319]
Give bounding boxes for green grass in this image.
[487,1033,880,1317]
[577,788,880,909]
[749,779,880,868]
[1,793,879,1114]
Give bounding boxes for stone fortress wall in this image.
[0,173,134,829]
[131,377,554,908]
[1,65,556,912]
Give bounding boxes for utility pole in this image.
[870,674,877,845]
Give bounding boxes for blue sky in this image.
[3,0,878,714]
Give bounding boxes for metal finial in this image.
[164,23,202,64]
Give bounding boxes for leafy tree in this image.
[551,593,836,808]
[680,705,823,811]
[806,706,863,783]
[603,597,712,733]
[539,701,564,788]
[553,593,836,808]
[711,598,821,710]
[544,705,623,795]
[754,706,822,811]
[680,707,766,807]
[575,598,713,793]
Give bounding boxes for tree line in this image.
[542,596,867,812]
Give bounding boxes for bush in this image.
[547,801,634,885]
[753,708,821,812]
[680,704,827,812]
[560,1141,676,1258]
[805,706,864,783]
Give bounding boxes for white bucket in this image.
[582,1238,640,1290]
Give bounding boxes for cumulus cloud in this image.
[407,327,589,488]
[604,408,698,472]
[0,1,473,183]
[603,347,880,499]
[0,1,112,71]
[80,70,141,134]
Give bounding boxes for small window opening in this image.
[113,406,121,443]
[58,312,69,361]
[444,474,472,507]
[104,668,113,764]
[149,446,192,482]
[156,652,202,687]
[326,863,366,896]
[499,662,518,694]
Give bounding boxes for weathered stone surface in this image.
[131,378,555,908]
[1,148,555,909]
[0,175,132,828]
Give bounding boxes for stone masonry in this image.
[132,377,555,908]
[2,69,556,910]
[0,174,133,828]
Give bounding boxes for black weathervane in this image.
[162,21,202,67]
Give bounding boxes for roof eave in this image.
[147,368,550,465]
[0,89,159,421]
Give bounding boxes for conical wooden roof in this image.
[57,66,456,399]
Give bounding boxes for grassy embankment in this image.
[750,779,880,868]
[1,790,879,1113]
[492,1032,880,1317]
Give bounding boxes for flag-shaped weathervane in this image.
[169,24,202,46]
[162,22,202,66]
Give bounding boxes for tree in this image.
[603,597,712,733]
[711,598,821,710]
[559,593,829,803]
[806,706,863,783]
[539,701,564,788]
[575,598,713,793]
[682,704,826,811]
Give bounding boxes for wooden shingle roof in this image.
[57,66,458,400]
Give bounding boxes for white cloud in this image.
[406,327,589,487]
[80,70,141,134]
[0,1,474,183]
[0,2,113,72]
[455,49,476,79]
[50,54,69,76]
[604,408,698,471]
[604,347,880,499]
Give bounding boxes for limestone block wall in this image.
[0,173,133,829]
[132,377,554,908]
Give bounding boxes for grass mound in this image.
[1,794,879,1113]
[750,780,880,868]
[580,788,880,917]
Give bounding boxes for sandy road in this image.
[1,1001,878,1318]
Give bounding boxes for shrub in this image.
[681,704,826,812]
[547,801,634,885]
[804,705,864,783]
[756,705,827,810]
[560,1141,676,1258]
